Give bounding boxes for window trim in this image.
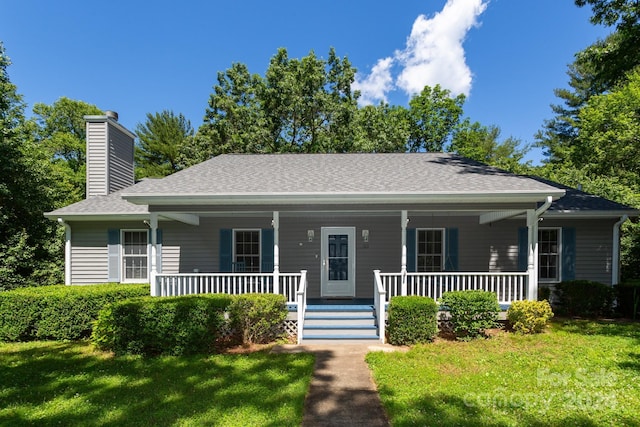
[538,227,562,283]
[415,228,446,273]
[232,229,262,273]
[121,229,149,283]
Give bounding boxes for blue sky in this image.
[3,0,609,164]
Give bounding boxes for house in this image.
[45,113,637,343]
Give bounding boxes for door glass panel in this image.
[328,234,348,281]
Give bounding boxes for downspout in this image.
[527,196,554,300]
[57,218,71,285]
[612,215,629,285]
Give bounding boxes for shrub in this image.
[92,294,233,356]
[439,290,500,340]
[615,281,640,320]
[228,293,288,345]
[507,300,554,334]
[387,296,438,345]
[0,284,148,341]
[554,280,615,317]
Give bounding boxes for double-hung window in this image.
[234,230,261,272]
[539,228,560,282]
[122,230,148,282]
[417,229,444,272]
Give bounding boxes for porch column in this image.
[150,213,158,297]
[612,215,629,285]
[57,218,71,285]
[526,209,538,301]
[272,211,280,294]
[401,210,408,296]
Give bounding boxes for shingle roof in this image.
[45,187,148,218]
[122,153,560,196]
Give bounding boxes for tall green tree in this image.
[407,85,465,152]
[31,97,102,204]
[353,103,410,153]
[0,43,61,289]
[135,110,194,179]
[450,120,531,174]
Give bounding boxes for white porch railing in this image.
[374,270,386,344]
[379,271,529,304]
[296,270,308,344]
[155,272,302,304]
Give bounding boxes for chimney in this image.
[84,111,135,198]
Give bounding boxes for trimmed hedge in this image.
[387,296,438,345]
[439,290,500,340]
[228,293,288,344]
[554,280,615,317]
[92,294,233,356]
[0,284,148,341]
[507,300,554,334]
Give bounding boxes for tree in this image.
[31,97,102,204]
[407,85,465,152]
[135,110,194,179]
[0,43,62,289]
[450,120,531,174]
[352,103,410,153]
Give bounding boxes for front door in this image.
[321,227,356,297]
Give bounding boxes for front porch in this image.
[153,269,530,344]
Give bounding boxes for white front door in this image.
[321,227,356,297]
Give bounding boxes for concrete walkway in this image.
[272,344,405,427]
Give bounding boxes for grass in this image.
[367,319,640,426]
[0,341,315,426]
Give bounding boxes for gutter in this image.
[612,215,629,285]
[57,218,72,285]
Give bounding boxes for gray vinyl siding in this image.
[67,215,617,289]
[85,121,107,198]
[107,125,134,194]
[540,218,615,285]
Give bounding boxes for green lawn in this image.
[0,341,315,427]
[367,320,640,426]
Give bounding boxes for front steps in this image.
[300,304,381,344]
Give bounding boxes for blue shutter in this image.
[562,227,576,281]
[518,227,528,271]
[445,228,459,271]
[107,229,120,282]
[261,229,274,272]
[219,229,233,273]
[406,228,416,272]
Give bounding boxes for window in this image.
[539,228,560,281]
[234,230,260,272]
[417,229,444,272]
[122,230,148,282]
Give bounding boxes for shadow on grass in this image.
[376,387,633,427]
[0,341,314,426]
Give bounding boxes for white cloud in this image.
[352,57,394,105]
[355,0,487,105]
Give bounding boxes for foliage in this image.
[439,291,500,340]
[92,294,232,356]
[407,84,465,152]
[0,341,314,426]
[30,96,102,204]
[352,103,410,152]
[367,319,640,426]
[134,110,195,178]
[450,119,531,174]
[0,284,148,341]
[0,43,63,289]
[387,296,438,345]
[507,300,554,334]
[614,280,640,319]
[554,280,615,317]
[228,293,288,345]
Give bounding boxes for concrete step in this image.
[303,325,378,336]
[304,315,375,326]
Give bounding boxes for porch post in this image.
[401,210,408,296]
[57,218,71,285]
[272,211,280,294]
[150,212,158,297]
[526,209,538,301]
[612,215,629,285]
